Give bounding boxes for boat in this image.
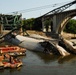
[0,54,23,69]
[3,60,23,68]
[0,46,26,56]
[0,62,4,69]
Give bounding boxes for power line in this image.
[6,1,70,15]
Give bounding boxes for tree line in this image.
[22,18,42,31]
[22,18,76,34]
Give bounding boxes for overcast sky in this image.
[0,0,75,19]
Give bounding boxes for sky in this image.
[0,0,75,19]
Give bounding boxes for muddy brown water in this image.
[0,42,76,75]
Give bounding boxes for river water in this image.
[0,42,76,75]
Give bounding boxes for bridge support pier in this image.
[53,15,57,33]
[42,18,46,32]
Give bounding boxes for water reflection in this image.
[0,67,22,75]
[58,55,76,64]
[31,51,60,63]
[0,42,76,75]
[29,51,76,64]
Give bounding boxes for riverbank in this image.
[61,32,76,39]
[26,30,46,37]
[26,30,76,39]
[2,30,76,39]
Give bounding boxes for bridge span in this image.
[36,0,76,38]
[42,9,76,34]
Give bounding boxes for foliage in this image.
[64,19,76,34]
[22,18,42,31]
[22,18,35,30]
[22,18,76,34]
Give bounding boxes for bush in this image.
[64,19,76,34]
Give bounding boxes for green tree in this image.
[64,19,76,34]
[22,18,35,30]
[44,20,50,32]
